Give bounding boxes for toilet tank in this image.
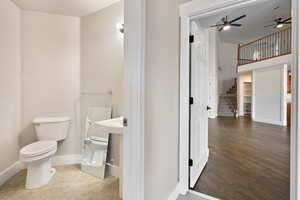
[33,117,71,141]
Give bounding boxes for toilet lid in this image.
[20,141,57,157]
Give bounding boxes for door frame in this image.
[179,0,299,199]
[123,0,145,199]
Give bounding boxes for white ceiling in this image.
[198,0,291,44]
[11,0,120,17]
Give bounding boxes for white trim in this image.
[179,0,298,199]
[50,154,120,177]
[18,154,82,168]
[51,154,82,166]
[251,70,256,120]
[0,154,119,186]
[188,190,220,200]
[282,65,288,126]
[179,14,190,194]
[106,164,120,177]
[291,0,299,199]
[252,118,285,126]
[167,184,181,200]
[0,161,23,186]
[238,54,293,74]
[123,0,145,199]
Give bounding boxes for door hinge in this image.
[189,35,194,43]
[189,97,194,105]
[123,118,128,127]
[189,159,194,167]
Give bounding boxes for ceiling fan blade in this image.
[210,24,224,27]
[284,22,291,24]
[229,14,246,24]
[264,24,275,27]
[221,18,226,24]
[231,24,242,27]
[218,27,224,32]
[282,17,292,23]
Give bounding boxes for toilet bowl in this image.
[20,141,57,189]
[20,117,70,189]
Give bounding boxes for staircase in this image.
[218,80,237,117]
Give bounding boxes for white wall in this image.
[253,65,287,126]
[20,11,81,156]
[81,1,123,166]
[208,29,219,118]
[218,42,238,94]
[0,0,21,172]
[145,0,185,199]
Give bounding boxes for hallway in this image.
[192,117,290,200]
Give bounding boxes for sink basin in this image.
[94,117,124,135]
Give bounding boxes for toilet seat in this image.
[20,141,57,158]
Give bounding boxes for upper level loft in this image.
[237,27,292,67]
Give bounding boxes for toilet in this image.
[20,117,71,189]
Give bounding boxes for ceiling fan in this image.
[210,15,247,32]
[264,17,291,29]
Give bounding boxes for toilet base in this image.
[25,157,56,189]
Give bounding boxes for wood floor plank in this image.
[192,117,290,200]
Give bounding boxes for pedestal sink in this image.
[94,117,124,134]
[94,116,124,198]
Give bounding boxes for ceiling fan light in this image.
[276,23,284,28]
[223,25,231,31]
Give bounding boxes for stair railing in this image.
[237,27,292,67]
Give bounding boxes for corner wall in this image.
[20,11,81,156]
[81,1,124,167]
[252,65,288,126]
[0,0,21,173]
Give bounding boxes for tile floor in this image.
[0,165,120,200]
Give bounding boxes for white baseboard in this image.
[253,117,285,126]
[18,154,82,170]
[0,161,23,186]
[208,115,217,119]
[168,183,181,200]
[52,154,82,166]
[189,190,220,200]
[208,112,218,119]
[1,154,118,186]
[106,164,120,177]
[47,154,120,177]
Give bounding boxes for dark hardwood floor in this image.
[193,117,290,200]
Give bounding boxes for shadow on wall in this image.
[19,124,37,148]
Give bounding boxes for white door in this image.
[189,21,209,188]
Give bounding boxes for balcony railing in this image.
[238,27,292,66]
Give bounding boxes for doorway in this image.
[181,0,296,199]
